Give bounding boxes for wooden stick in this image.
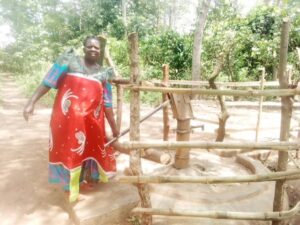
[116,169,300,184]
[128,32,152,225]
[120,140,300,151]
[151,80,279,87]
[162,64,170,141]
[255,68,265,141]
[296,47,300,159]
[124,86,300,97]
[116,85,123,132]
[103,47,124,132]
[104,100,170,147]
[98,35,107,67]
[288,152,300,169]
[273,18,292,225]
[131,202,300,221]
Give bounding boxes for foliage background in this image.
[0,0,300,105]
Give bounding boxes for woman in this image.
[23,36,119,202]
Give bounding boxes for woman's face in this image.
[83,38,100,64]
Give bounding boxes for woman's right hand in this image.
[23,102,35,121]
[22,84,51,121]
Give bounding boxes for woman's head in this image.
[83,36,101,64]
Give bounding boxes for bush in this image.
[140,30,192,80]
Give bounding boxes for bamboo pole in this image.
[117,169,300,184]
[131,202,300,221]
[128,33,152,225]
[162,64,170,141]
[120,140,300,151]
[255,68,265,142]
[273,18,291,225]
[124,86,300,97]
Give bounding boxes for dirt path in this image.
[0,73,72,225]
[1,72,300,225]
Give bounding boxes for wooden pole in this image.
[128,33,152,225]
[120,140,300,151]
[272,18,291,225]
[116,84,123,132]
[98,35,107,67]
[105,100,170,147]
[124,86,300,97]
[117,169,300,184]
[162,64,170,141]
[296,47,300,159]
[255,68,265,142]
[151,80,279,87]
[103,46,123,132]
[131,202,300,221]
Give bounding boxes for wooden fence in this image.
[113,19,299,225]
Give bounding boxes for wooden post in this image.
[296,48,300,159]
[162,64,170,141]
[116,84,123,132]
[272,18,291,225]
[255,68,265,142]
[128,33,152,225]
[98,35,107,67]
[103,46,123,132]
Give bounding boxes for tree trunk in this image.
[122,0,127,27]
[191,0,211,81]
[208,54,229,142]
[272,18,291,225]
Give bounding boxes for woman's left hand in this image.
[112,129,120,138]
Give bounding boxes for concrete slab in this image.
[66,153,166,225]
[147,152,278,225]
[69,182,139,225]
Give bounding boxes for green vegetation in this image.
[0,0,300,105]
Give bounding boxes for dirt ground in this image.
[1,72,300,225]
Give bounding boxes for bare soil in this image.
[1,73,300,225]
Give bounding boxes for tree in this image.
[191,0,211,81]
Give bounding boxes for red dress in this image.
[48,73,116,202]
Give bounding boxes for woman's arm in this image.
[104,107,119,137]
[23,84,50,121]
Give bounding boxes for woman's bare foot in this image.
[80,181,95,191]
